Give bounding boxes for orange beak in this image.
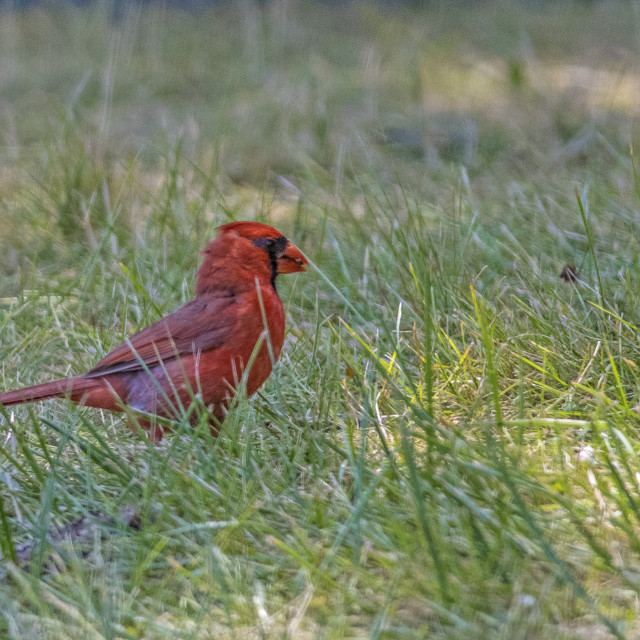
[278,241,308,274]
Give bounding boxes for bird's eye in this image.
[253,238,274,250]
[253,236,288,256]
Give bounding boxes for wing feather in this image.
[85,294,236,378]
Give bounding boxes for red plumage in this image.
[0,222,307,440]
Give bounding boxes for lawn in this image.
[1,1,640,638]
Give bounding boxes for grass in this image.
[1,0,640,637]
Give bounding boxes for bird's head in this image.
[216,221,307,274]
[196,221,308,296]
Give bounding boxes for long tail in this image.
[0,377,98,407]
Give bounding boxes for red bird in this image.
[0,222,307,440]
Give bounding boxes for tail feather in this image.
[0,377,97,407]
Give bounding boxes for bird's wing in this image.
[85,294,238,378]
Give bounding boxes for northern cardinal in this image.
[0,222,307,440]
